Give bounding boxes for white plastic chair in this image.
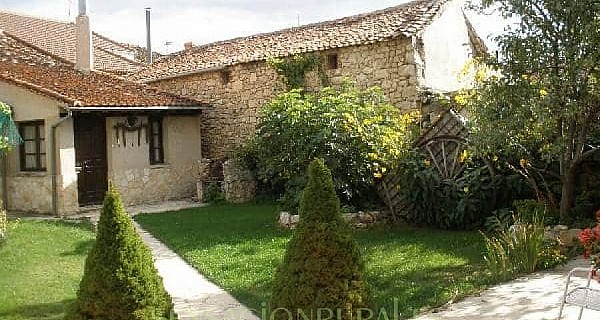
[558,264,600,319]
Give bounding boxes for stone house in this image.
[0,5,206,215]
[131,0,485,184]
[0,8,150,74]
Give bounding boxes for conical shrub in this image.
[270,159,372,319]
[67,185,173,320]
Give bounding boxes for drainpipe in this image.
[51,111,73,216]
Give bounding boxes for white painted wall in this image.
[106,115,202,205]
[419,0,474,92]
[0,81,77,214]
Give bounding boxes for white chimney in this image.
[75,0,93,73]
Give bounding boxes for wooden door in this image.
[74,114,108,206]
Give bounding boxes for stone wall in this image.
[222,159,255,203]
[151,37,418,168]
[7,175,52,212]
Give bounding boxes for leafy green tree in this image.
[467,0,600,220]
[241,81,418,209]
[270,159,372,319]
[68,185,173,320]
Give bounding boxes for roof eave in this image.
[68,105,208,111]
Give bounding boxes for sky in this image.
[0,0,508,54]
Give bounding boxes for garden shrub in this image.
[203,181,225,203]
[537,238,568,270]
[396,151,526,229]
[270,159,372,319]
[482,213,546,281]
[513,199,555,225]
[238,81,418,211]
[67,185,174,320]
[484,208,513,233]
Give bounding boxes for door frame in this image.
[73,114,108,206]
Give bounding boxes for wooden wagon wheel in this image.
[417,135,468,180]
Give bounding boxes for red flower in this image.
[579,227,600,266]
[579,228,596,246]
[594,224,600,237]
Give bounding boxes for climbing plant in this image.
[267,54,323,90]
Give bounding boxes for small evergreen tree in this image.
[270,159,372,319]
[67,185,173,320]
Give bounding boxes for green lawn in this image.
[136,203,492,318]
[0,220,94,320]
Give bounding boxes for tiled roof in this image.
[0,10,143,74]
[132,0,449,82]
[0,31,205,109]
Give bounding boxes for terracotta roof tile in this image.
[0,10,143,74]
[0,31,204,109]
[132,0,449,82]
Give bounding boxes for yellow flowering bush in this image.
[239,80,419,209]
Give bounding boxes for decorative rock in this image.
[289,215,300,229]
[279,211,381,229]
[558,228,582,247]
[543,225,584,248]
[553,225,569,231]
[279,212,291,227]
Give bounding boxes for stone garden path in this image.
[134,222,259,320]
[90,200,259,320]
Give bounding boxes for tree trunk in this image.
[559,169,576,222]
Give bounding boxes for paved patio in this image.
[414,258,600,320]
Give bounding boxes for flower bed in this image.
[578,210,600,271]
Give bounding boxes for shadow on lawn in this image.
[368,263,491,318]
[60,239,95,256]
[0,299,75,320]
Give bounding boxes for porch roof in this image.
[0,30,208,111]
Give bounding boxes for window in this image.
[149,116,164,164]
[326,53,339,70]
[19,121,46,171]
[220,69,231,85]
